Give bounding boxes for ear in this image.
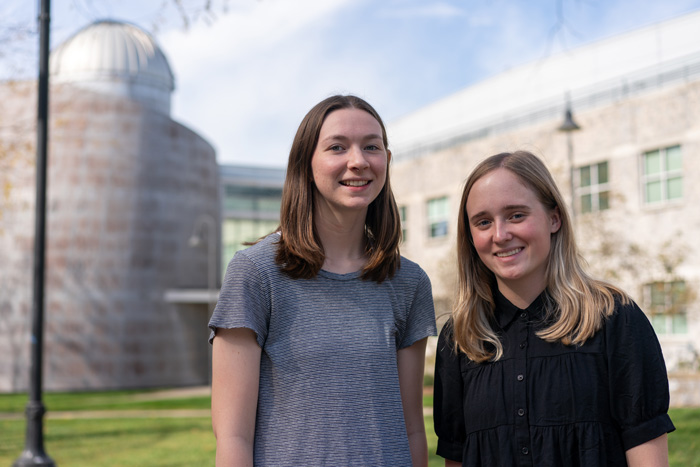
[386,149,392,165]
[550,207,562,233]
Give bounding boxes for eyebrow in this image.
[468,204,531,222]
[320,134,384,144]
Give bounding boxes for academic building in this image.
[388,11,700,403]
[0,20,221,392]
[219,164,285,271]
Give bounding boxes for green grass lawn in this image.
[1,417,215,467]
[0,391,697,466]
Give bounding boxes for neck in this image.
[496,280,546,310]
[314,206,368,274]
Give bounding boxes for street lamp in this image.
[558,97,581,222]
[14,1,55,466]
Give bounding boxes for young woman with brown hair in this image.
[209,95,436,466]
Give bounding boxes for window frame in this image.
[641,145,683,206]
[426,196,449,239]
[643,280,688,336]
[575,160,610,214]
[399,205,408,243]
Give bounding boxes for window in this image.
[642,145,682,204]
[399,206,408,242]
[222,218,279,273]
[577,161,610,214]
[224,185,282,214]
[644,281,688,335]
[427,197,448,238]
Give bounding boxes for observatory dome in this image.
[50,20,175,114]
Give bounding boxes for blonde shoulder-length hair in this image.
[274,95,401,283]
[453,151,629,362]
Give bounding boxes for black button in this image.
[520,312,527,319]
[517,374,524,381]
[518,408,525,416]
[522,447,529,455]
[519,342,526,349]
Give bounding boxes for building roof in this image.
[50,20,175,113]
[219,164,286,188]
[388,10,700,159]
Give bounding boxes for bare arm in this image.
[211,327,262,467]
[625,434,669,467]
[445,460,461,467]
[397,337,429,467]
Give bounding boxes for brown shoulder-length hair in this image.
[452,150,629,362]
[275,95,401,282]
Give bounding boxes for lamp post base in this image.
[13,401,55,467]
[12,450,56,467]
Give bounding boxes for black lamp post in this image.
[558,98,581,220]
[13,0,55,466]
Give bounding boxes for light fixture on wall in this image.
[189,213,218,314]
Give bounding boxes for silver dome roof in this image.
[50,20,175,113]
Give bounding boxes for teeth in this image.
[496,248,522,257]
[342,180,369,187]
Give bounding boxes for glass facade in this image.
[222,218,280,264]
[219,165,285,271]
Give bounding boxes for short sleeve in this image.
[433,321,466,462]
[208,250,271,348]
[605,300,675,450]
[398,270,437,349]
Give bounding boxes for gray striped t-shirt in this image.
[209,233,437,466]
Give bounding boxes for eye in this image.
[473,219,491,229]
[510,213,526,222]
[329,144,344,152]
[364,144,381,151]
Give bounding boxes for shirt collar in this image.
[493,288,549,329]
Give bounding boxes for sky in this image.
[3,0,700,167]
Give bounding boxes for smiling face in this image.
[311,107,390,218]
[466,168,561,306]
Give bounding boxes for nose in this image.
[348,146,370,171]
[494,219,511,243]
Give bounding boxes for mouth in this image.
[495,247,523,258]
[340,180,370,187]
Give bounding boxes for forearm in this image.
[215,436,254,467]
[406,428,428,467]
[625,434,669,467]
[397,338,429,467]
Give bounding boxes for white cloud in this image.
[377,2,467,18]
[161,0,379,166]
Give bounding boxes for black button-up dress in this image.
[434,290,675,466]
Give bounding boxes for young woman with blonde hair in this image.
[434,150,674,466]
[209,95,436,466]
